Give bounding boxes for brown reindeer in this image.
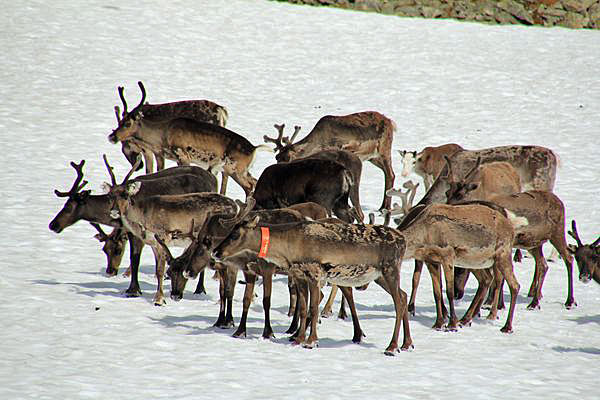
[264,111,395,210]
[112,81,228,174]
[108,81,272,196]
[568,220,600,285]
[102,157,236,305]
[212,212,412,355]
[443,157,575,309]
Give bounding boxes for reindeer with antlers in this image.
[568,220,600,285]
[108,81,272,197]
[112,81,228,174]
[264,111,396,211]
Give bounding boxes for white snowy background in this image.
[1,1,599,399]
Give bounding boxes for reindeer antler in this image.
[114,106,121,123]
[154,234,175,264]
[464,156,482,182]
[118,86,128,116]
[283,125,301,145]
[137,81,146,109]
[567,220,584,247]
[121,155,142,184]
[102,154,117,186]
[264,124,286,151]
[402,180,420,211]
[54,160,88,197]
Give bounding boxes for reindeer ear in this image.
[247,215,260,228]
[101,182,112,194]
[93,233,107,242]
[127,181,142,195]
[567,244,577,254]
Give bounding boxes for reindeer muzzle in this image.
[49,220,63,233]
[170,292,183,302]
[579,273,591,284]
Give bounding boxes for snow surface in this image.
[2,1,600,399]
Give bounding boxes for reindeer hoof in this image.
[384,347,399,356]
[407,303,416,316]
[500,326,513,334]
[320,310,333,318]
[526,302,541,311]
[154,300,166,307]
[565,300,577,309]
[124,289,142,298]
[444,325,458,333]
[232,331,246,338]
[459,319,472,328]
[401,342,414,352]
[303,341,318,349]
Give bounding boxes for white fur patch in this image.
[110,209,120,219]
[506,210,529,228]
[127,181,142,196]
[398,151,416,177]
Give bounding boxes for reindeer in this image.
[567,220,600,285]
[107,165,238,305]
[269,124,365,222]
[159,200,328,339]
[398,144,464,191]
[253,158,361,223]
[443,158,575,310]
[108,81,272,196]
[112,81,228,174]
[396,202,521,332]
[211,211,412,355]
[264,111,395,210]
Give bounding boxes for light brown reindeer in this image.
[108,81,272,197]
[445,158,576,310]
[112,81,228,174]
[106,161,237,305]
[398,144,464,190]
[264,111,396,210]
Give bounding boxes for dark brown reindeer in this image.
[108,81,272,196]
[49,158,217,297]
[270,124,365,221]
[253,158,361,223]
[568,220,600,285]
[112,81,228,174]
[264,111,395,210]
[160,200,328,339]
[211,211,413,355]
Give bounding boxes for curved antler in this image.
[283,125,301,146]
[154,234,175,264]
[102,154,117,186]
[264,124,286,151]
[54,160,88,197]
[137,81,147,109]
[567,220,583,247]
[118,86,128,116]
[114,106,121,123]
[464,156,482,182]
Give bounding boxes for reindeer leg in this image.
[151,247,166,306]
[193,270,206,295]
[286,284,300,335]
[498,252,520,333]
[233,272,256,337]
[369,156,395,211]
[305,270,321,349]
[124,234,142,296]
[454,267,470,300]
[219,172,228,195]
[337,292,348,320]
[321,285,338,318]
[382,261,411,355]
[407,260,423,316]
[425,262,445,330]
[142,149,154,174]
[339,286,365,343]
[487,268,503,321]
[550,233,576,309]
[527,247,547,310]
[213,270,227,328]
[291,273,309,345]
[287,275,297,317]
[224,266,237,328]
[441,262,458,331]
[261,266,276,339]
[460,269,492,327]
[155,153,165,171]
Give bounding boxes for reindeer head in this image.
[264,124,302,162]
[49,160,90,233]
[212,198,259,261]
[102,154,142,221]
[567,220,600,283]
[90,223,128,276]
[107,81,147,144]
[398,150,417,177]
[444,156,482,204]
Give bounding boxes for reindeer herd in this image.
[49,81,599,356]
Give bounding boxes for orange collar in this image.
[258,227,270,258]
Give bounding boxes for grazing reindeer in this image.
[112,81,228,174]
[212,211,413,355]
[253,158,361,223]
[270,124,365,222]
[398,144,464,191]
[568,220,600,285]
[49,158,217,294]
[108,81,272,196]
[397,202,521,333]
[443,157,575,309]
[264,111,396,210]
[161,200,328,338]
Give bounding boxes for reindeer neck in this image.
[81,194,119,226]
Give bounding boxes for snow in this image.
[2,1,600,398]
